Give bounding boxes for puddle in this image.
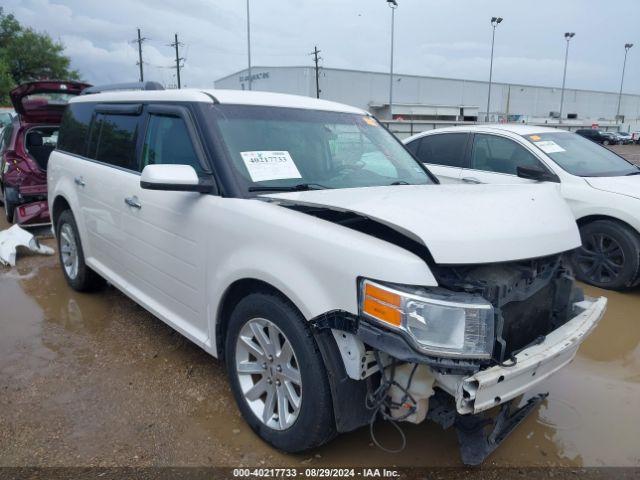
[1,227,639,467]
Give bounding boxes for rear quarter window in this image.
[88,113,141,170]
[57,103,95,156]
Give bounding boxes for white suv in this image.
[48,85,606,465]
[405,125,640,290]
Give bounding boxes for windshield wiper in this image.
[248,183,328,192]
[389,180,411,185]
[625,170,640,176]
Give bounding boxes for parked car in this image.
[0,80,89,225]
[404,125,640,290]
[614,131,634,145]
[575,128,618,145]
[632,131,640,144]
[0,110,13,130]
[48,84,606,465]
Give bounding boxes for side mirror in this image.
[516,165,560,183]
[140,164,213,193]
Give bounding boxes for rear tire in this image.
[225,291,336,452]
[55,209,105,291]
[572,220,640,290]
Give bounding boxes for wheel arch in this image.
[576,214,640,237]
[51,194,72,228]
[215,278,303,362]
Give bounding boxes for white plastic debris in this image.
[0,224,54,267]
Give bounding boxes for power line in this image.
[169,33,184,89]
[309,46,322,98]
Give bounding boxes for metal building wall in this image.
[214,66,640,123]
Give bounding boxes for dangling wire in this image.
[365,351,419,453]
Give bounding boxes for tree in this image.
[0,8,81,105]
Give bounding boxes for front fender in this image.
[206,198,436,355]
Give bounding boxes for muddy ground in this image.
[1,145,639,469]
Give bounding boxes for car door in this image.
[460,133,551,185]
[119,104,211,343]
[78,104,143,279]
[407,132,469,183]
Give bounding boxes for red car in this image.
[0,80,90,225]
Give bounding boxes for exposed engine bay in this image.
[433,254,583,364]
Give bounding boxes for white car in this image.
[48,85,606,465]
[405,125,640,290]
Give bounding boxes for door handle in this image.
[74,176,85,187]
[124,196,142,209]
[462,177,483,184]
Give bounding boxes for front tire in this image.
[225,291,336,452]
[572,220,640,290]
[55,209,105,291]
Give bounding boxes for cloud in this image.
[3,0,638,94]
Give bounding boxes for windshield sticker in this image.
[240,151,302,182]
[362,116,378,127]
[534,140,566,154]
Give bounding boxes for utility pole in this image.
[136,28,145,82]
[246,0,252,90]
[310,46,322,98]
[170,33,183,89]
[131,28,146,82]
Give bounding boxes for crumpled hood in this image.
[264,184,581,264]
[585,175,640,200]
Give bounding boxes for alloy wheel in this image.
[59,223,79,280]
[235,317,302,430]
[575,233,625,285]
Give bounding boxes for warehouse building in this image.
[215,66,640,130]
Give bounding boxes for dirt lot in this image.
[609,143,640,165]
[1,146,639,469]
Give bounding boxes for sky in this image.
[5,0,640,94]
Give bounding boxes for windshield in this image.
[211,105,433,192]
[524,132,638,177]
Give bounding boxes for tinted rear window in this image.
[415,133,468,167]
[89,113,139,169]
[57,103,95,156]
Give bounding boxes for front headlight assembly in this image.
[358,279,495,359]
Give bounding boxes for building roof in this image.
[71,88,367,115]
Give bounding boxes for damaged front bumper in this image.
[434,296,607,414]
[314,293,606,464]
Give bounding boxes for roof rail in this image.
[81,81,164,95]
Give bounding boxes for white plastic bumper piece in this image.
[435,296,607,415]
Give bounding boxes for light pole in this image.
[486,16,502,122]
[387,0,398,119]
[246,0,252,90]
[559,32,575,124]
[616,43,633,123]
